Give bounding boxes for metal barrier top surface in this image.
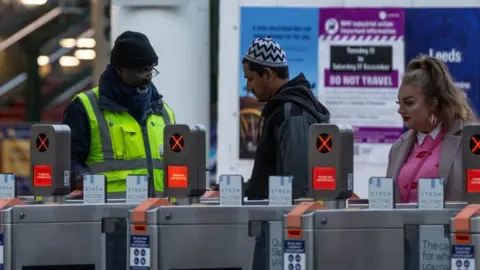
[292,208,459,230]
[0,203,136,224]
[131,205,293,225]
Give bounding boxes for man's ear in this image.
[264,67,275,81]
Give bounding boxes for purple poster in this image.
[317,8,405,145]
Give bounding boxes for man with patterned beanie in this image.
[242,36,331,200]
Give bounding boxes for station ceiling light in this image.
[59,38,76,48]
[37,55,49,66]
[74,49,96,60]
[59,56,79,67]
[20,0,47,5]
[76,38,96,48]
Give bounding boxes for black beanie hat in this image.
[110,31,158,68]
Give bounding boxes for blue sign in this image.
[130,235,150,270]
[284,240,305,253]
[451,245,475,270]
[238,7,319,159]
[405,8,480,112]
[283,240,305,270]
[239,7,319,98]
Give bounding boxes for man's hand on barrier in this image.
[211,183,219,191]
[68,189,83,198]
[67,173,86,198]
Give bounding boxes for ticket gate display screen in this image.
[316,133,332,153]
[170,133,184,153]
[470,134,480,154]
[35,133,49,152]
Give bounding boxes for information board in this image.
[419,225,450,270]
[283,240,306,270]
[451,245,475,270]
[269,176,292,206]
[130,235,150,270]
[219,174,243,206]
[0,174,15,198]
[269,221,283,270]
[126,175,149,204]
[318,8,405,171]
[418,178,444,209]
[368,177,394,209]
[83,174,106,204]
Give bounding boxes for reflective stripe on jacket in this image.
[73,87,175,193]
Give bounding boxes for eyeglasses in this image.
[151,68,159,78]
[135,67,159,78]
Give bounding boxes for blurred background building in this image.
[0,0,219,194]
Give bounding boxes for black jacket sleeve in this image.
[62,98,91,184]
[275,115,310,198]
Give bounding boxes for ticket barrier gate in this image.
[283,207,462,270]
[129,124,355,270]
[0,124,138,269]
[0,124,210,269]
[445,123,480,269]
[281,171,473,270]
[129,176,325,270]
[0,201,137,269]
[275,123,480,270]
[129,202,293,269]
[129,175,298,270]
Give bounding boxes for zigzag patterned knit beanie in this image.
[243,37,287,68]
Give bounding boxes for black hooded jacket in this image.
[247,73,330,200]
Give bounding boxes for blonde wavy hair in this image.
[402,55,476,126]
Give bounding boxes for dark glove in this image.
[68,172,87,198]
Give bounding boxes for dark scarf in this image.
[99,64,152,123]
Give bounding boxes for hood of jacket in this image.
[262,73,330,123]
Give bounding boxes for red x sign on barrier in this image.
[471,135,480,154]
[316,134,332,153]
[36,134,49,152]
[170,134,184,152]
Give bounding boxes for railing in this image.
[0,28,94,99]
[48,75,92,107]
[0,6,84,53]
[0,7,62,52]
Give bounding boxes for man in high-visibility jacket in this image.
[62,31,175,198]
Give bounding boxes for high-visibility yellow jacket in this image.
[72,87,175,195]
